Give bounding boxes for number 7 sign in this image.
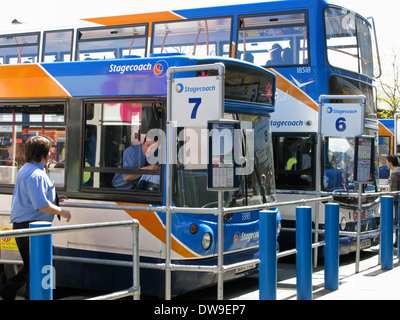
[171,76,222,127]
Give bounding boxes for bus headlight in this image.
[340,216,347,231]
[277,220,282,236]
[202,233,212,250]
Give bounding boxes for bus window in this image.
[323,137,357,192]
[273,135,315,190]
[325,7,374,77]
[82,100,163,193]
[236,114,276,205]
[0,33,40,64]
[237,12,309,66]
[42,30,73,62]
[76,25,147,61]
[0,103,65,186]
[152,18,232,57]
[329,75,376,119]
[173,114,276,208]
[378,135,390,179]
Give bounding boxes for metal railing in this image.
[0,219,140,300]
[64,196,334,300]
[60,190,388,300]
[1,189,397,300]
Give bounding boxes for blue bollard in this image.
[30,221,53,300]
[398,195,400,250]
[324,203,339,290]
[296,206,312,300]
[259,209,277,300]
[381,196,393,270]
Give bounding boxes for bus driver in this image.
[112,137,160,190]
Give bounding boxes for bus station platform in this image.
[231,246,400,300]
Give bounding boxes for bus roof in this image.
[0,0,358,34]
[81,0,362,26]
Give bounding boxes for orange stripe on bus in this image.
[268,68,319,112]
[82,11,184,26]
[118,202,198,258]
[378,121,393,136]
[0,64,69,99]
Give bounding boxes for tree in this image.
[378,49,400,119]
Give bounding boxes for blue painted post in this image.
[397,195,400,251]
[259,209,277,300]
[381,196,393,270]
[296,206,312,300]
[30,221,53,300]
[324,203,339,290]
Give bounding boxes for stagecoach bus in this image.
[0,54,278,297]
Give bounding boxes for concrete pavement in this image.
[232,246,400,300]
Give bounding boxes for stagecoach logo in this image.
[326,106,358,115]
[108,60,168,77]
[175,83,184,93]
[153,60,168,77]
[234,231,259,243]
[234,232,240,243]
[174,83,216,94]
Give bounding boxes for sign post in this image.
[316,95,367,270]
[166,63,225,300]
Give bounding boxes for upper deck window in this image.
[0,32,40,65]
[198,60,275,106]
[42,30,74,62]
[237,11,309,67]
[76,25,147,61]
[325,7,374,77]
[152,18,232,57]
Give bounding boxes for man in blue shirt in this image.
[0,136,71,300]
[112,139,160,190]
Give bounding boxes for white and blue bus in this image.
[0,0,382,294]
[0,54,278,297]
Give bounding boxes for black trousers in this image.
[0,222,31,300]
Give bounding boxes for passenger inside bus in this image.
[283,138,300,170]
[6,142,25,169]
[282,47,293,65]
[112,136,160,190]
[266,43,284,66]
[273,136,313,189]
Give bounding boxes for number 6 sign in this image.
[319,100,365,138]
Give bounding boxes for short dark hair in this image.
[25,136,52,163]
[386,154,399,167]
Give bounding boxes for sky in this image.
[0,0,396,73]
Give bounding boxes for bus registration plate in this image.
[235,263,257,274]
[360,239,371,249]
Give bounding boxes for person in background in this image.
[266,43,284,66]
[0,136,71,300]
[386,154,400,246]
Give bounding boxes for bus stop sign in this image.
[171,75,222,127]
[319,95,366,138]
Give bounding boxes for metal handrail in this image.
[1,188,390,300]
[0,219,140,301]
